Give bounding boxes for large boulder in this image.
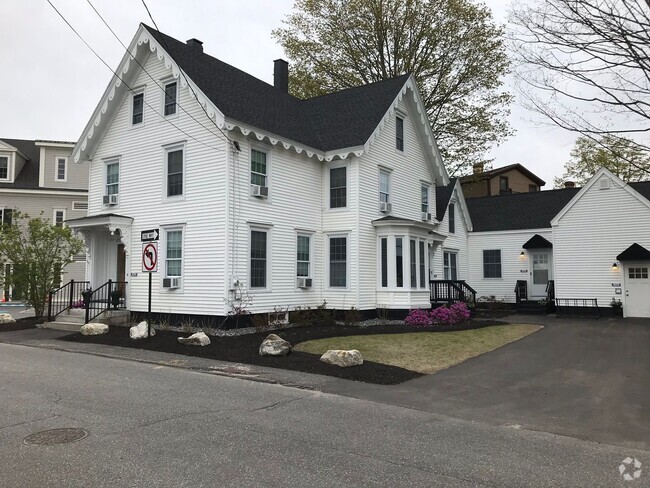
[80,322,109,336]
[0,313,16,325]
[129,321,155,340]
[178,331,211,346]
[259,333,291,356]
[320,349,363,367]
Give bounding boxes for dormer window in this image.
[132,91,144,125]
[396,116,404,151]
[0,156,8,180]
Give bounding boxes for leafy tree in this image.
[553,135,650,188]
[272,0,513,175]
[0,211,85,318]
[509,0,650,158]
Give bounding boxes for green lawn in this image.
[293,324,542,374]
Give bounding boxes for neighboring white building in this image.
[67,24,449,324]
[0,138,89,301]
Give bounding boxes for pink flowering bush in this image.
[405,302,472,327]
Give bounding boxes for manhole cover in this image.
[24,428,88,446]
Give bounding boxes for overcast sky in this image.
[0,0,577,187]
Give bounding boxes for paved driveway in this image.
[322,316,650,451]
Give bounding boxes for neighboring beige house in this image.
[460,163,546,198]
[0,138,89,301]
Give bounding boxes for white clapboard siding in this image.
[553,177,650,307]
[88,50,228,316]
[357,97,439,310]
[432,193,469,282]
[468,229,554,301]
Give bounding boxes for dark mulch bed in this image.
[0,316,44,332]
[59,319,504,385]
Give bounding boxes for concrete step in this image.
[42,321,81,332]
[54,314,85,324]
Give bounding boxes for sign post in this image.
[141,233,159,338]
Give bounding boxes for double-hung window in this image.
[379,169,390,204]
[0,156,8,180]
[250,229,268,288]
[395,237,404,287]
[419,241,426,288]
[53,210,65,227]
[1,209,12,228]
[410,240,417,288]
[421,184,429,214]
[132,91,144,125]
[444,251,458,280]
[330,167,347,208]
[106,161,119,196]
[165,230,183,277]
[396,116,404,151]
[56,157,67,182]
[329,236,347,287]
[483,250,502,278]
[296,234,311,278]
[251,149,267,188]
[500,176,509,194]
[166,146,184,197]
[448,203,456,234]
[380,237,388,287]
[164,81,177,116]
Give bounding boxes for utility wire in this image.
[139,0,235,148]
[84,0,229,146]
[45,0,223,154]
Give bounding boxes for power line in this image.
[139,0,234,147]
[84,0,229,146]
[45,0,224,154]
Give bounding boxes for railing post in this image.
[47,291,53,322]
[68,279,74,309]
[84,292,90,325]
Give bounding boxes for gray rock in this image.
[129,321,155,340]
[0,313,16,325]
[259,333,291,356]
[80,322,109,336]
[178,331,211,346]
[320,349,363,367]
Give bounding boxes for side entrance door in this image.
[530,251,551,298]
[625,263,650,317]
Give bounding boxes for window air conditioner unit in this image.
[163,277,180,289]
[379,202,392,213]
[422,212,432,221]
[251,184,269,198]
[297,278,312,289]
[103,194,119,206]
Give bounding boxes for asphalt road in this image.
[0,343,646,487]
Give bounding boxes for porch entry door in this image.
[625,263,650,317]
[530,251,551,298]
[443,251,458,280]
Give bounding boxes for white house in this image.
[0,138,88,301]
[67,24,451,325]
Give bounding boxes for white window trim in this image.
[72,201,88,211]
[161,225,185,292]
[249,143,272,201]
[418,239,427,289]
[395,109,407,155]
[53,208,66,227]
[162,79,179,118]
[443,249,459,281]
[327,161,348,211]
[103,158,120,206]
[327,232,350,290]
[248,224,272,292]
[421,182,430,214]
[483,249,503,279]
[379,167,391,205]
[448,200,456,234]
[0,153,11,182]
[163,141,186,201]
[130,87,145,127]
[295,230,314,279]
[54,156,68,182]
[379,236,389,288]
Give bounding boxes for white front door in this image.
[625,263,650,317]
[530,251,551,298]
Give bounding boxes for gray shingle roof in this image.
[466,188,580,232]
[435,179,456,221]
[143,25,410,152]
[460,163,546,187]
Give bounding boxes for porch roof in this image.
[522,234,552,249]
[66,213,133,229]
[372,215,446,240]
[617,243,650,261]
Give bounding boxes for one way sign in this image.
[141,229,160,242]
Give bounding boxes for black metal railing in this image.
[430,280,477,304]
[514,280,528,303]
[545,280,556,313]
[83,280,128,324]
[555,297,600,318]
[47,280,90,321]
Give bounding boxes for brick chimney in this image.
[564,181,576,189]
[186,38,203,53]
[472,162,484,174]
[274,59,289,93]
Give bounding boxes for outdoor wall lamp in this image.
[520,251,526,257]
[612,262,619,270]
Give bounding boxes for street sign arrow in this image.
[141,229,160,242]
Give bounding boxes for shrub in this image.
[430,302,471,326]
[404,309,431,326]
[251,313,269,331]
[343,307,362,326]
